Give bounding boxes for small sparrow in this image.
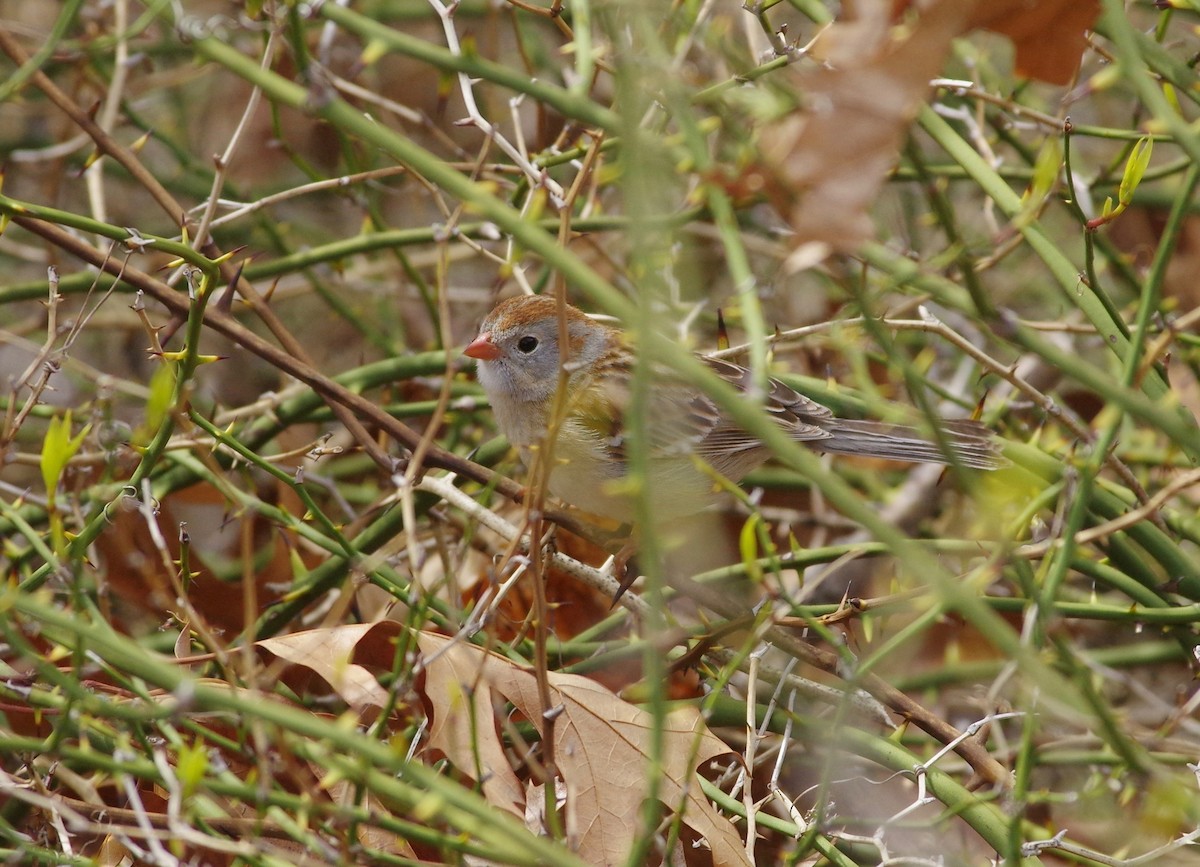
[464,295,1002,525]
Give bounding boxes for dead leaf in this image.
[524,778,569,836]
[762,0,973,252]
[327,779,418,857]
[762,0,1100,253]
[95,478,303,633]
[967,0,1100,87]
[416,630,528,818]
[415,631,749,866]
[889,0,1099,84]
[257,621,405,713]
[251,624,746,862]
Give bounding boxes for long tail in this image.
[815,418,1005,469]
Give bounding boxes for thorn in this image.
[211,244,247,265]
[159,315,186,345]
[608,542,639,608]
[216,261,244,314]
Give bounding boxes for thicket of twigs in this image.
[2,1,1200,864]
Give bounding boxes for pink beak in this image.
[463,332,501,361]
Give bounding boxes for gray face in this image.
[475,316,593,406]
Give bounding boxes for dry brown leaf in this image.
[523,779,568,837]
[763,0,1099,253]
[762,0,973,252]
[95,479,300,633]
[416,629,528,818]
[415,631,749,866]
[890,0,1099,84]
[257,621,403,712]
[252,624,746,862]
[96,836,132,867]
[327,779,419,857]
[967,0,1100,86]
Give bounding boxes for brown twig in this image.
[12,215,495,485]
[662,570,1013,789]
[0,25,401,473]
[0,28,186,226]
[10,214,617,545]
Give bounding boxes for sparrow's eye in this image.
[516,336,539,354]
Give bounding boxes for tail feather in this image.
[814,418,1004,470]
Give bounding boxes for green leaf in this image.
[1029,137,1063,205]
[738,513,763,583]
[1118,136,1153,206]
[176,737,210,800]
[1015,137,1063,228]
[136,362,177,446]
[40,410,91,499]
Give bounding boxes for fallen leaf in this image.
[95,478,303,633]
[524,778,568,836]
[257,621,404,713]
[415,631,748,866]
[252,624,747,862]
[327,779,419,857]
[416,630,528,818]
[889,0,1099,84]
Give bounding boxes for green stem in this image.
[320,3,618,130]
[0,0,86,103]
[917,107,1158,395]
[4,595,587,867]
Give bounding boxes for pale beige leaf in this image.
[96,836,132,867]
[257,622,396,711]
[415,631,748,866]
[524,779,568,837]
[327,779,418,856]
[764,0,1100,254]
[416,633,527,817]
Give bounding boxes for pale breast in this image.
[529,419,730,524]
